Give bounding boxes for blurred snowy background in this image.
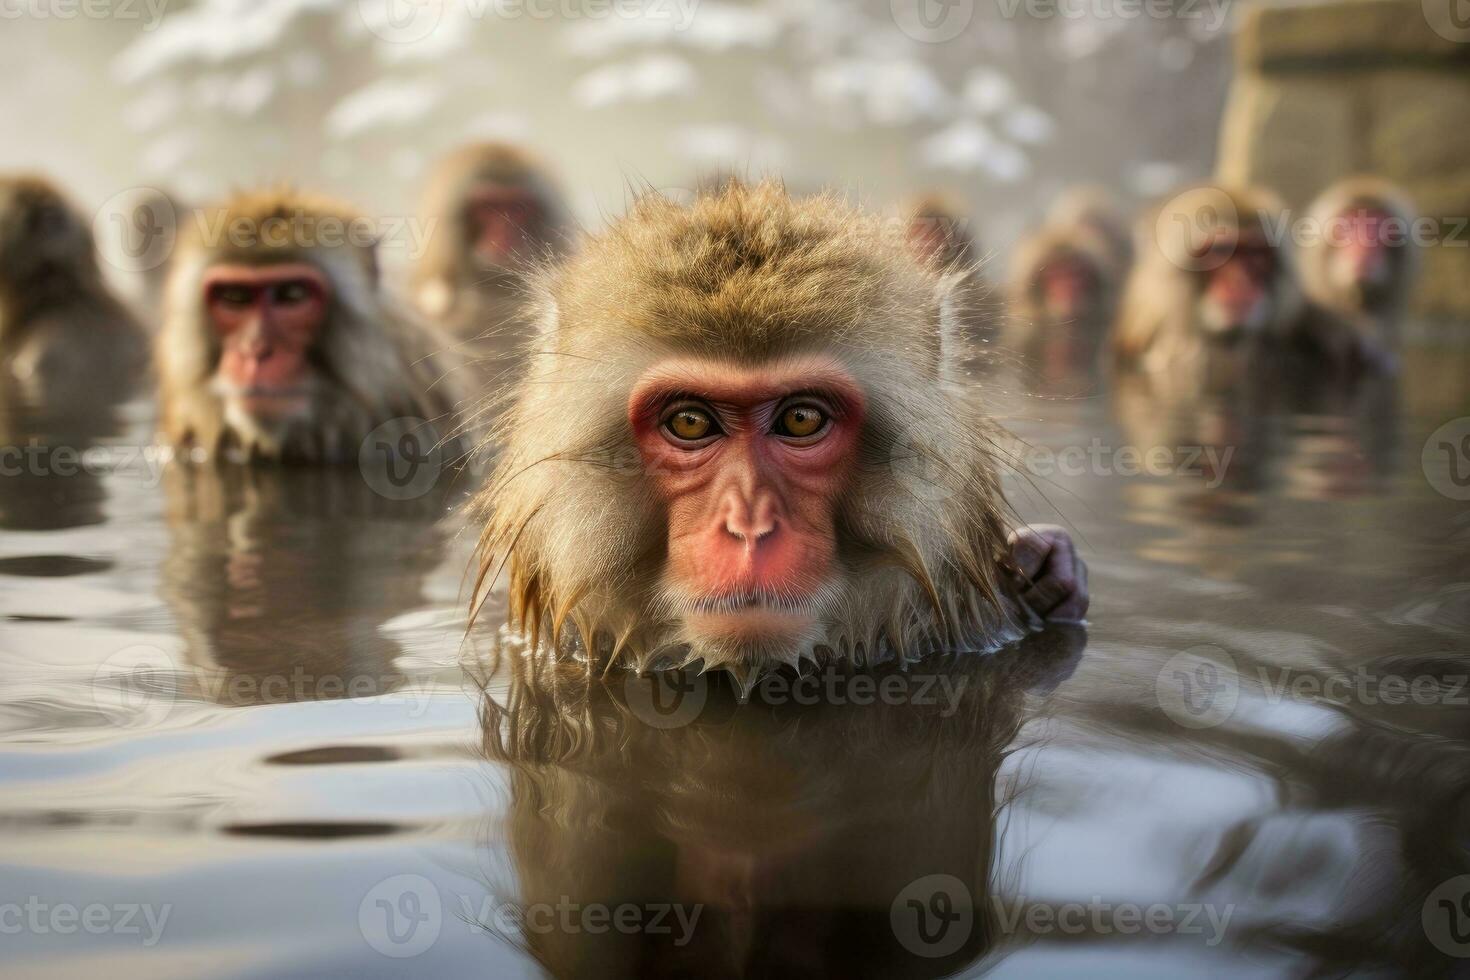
[0,0,1234,264]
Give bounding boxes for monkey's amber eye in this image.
[211,284,258,309]
[665,408,717,442]
[271,281,316,306]
[774,404,827,439]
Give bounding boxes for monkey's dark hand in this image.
[1007,525,1089,624]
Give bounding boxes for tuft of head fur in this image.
[472,180,1019,683]
[157,188,465,463]
[1111,183,1301,372]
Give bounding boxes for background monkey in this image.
[901,192,999,348]
[1004,220,1121,379]
[1111,183,1302,389]
[1294,175,1420,372]
[1046,185,1134,273]
[473,181,1085,682]
[413,142,574,363]
[0,175,147,412]
[157,188,465,463]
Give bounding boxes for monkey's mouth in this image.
[688,590,816,615]
[213,378,312,413]
[672,586,831,645]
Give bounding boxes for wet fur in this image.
[157,188,465,463]
[1111,183,1303,382]
[1294,175,1419,367]
[473,181,1020,683]
[0,175,146,407]
[413,143,574,351]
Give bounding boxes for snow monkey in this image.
[412,142,574,358]
[901,191,998,347]
[156,188,465,463]
[1295,176,1420,373]
[1046,184,1134,272]
[1112,183,1302,388]
[1004,219,1121,378]
[0,174,147,410]
[473,181,1087,681]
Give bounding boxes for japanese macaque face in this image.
[1035,249,1104,322]
[903,193,977,269]
[1302,177,1419,320]
[629,354,866,648]
[414,143,571,323]
[475,181,1021,681]
[1196,234,1280,340]
[464,182,549,272]
[204,262,329,421]
[1113,184,1302,371]
[1004,221,1119,378]
[158,189,463,463]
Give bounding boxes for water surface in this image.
[2,334,1469,978]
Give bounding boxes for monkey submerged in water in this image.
[473,181,1086,680]
[413,142,574,362]
[1294,176,1420,374]
[1112,183,1302,392]
[156,189,465,463]
[901,192,999,349]
[0,175,147,410]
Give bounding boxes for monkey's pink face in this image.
[1199,240,1277,338]
[629,356,866,646]
[205,263,328,416]
[465,186,540,267]
[1329,207,1396,293]
[1038,254,1099,321]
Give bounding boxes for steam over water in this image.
[0,327,1466,976]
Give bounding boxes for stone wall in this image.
[1217,0,1470,317]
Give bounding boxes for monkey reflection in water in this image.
[476,628,1084,979]
[160,464,456,707]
